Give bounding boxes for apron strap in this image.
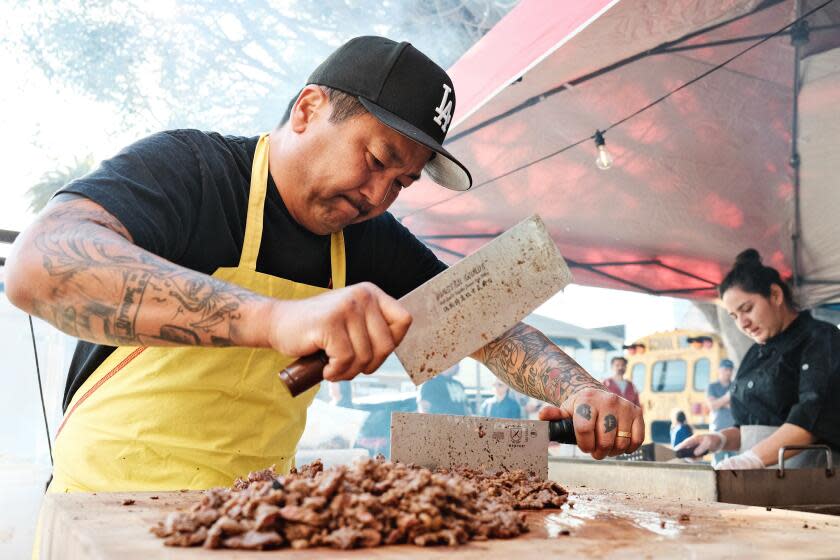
[330,231,346,289]
[240,134,270,270]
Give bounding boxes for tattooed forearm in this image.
[9,197,268,348]
[474,323,603,406]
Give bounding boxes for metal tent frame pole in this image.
[790,0,806,288]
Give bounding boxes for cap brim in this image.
[358,98,472,191]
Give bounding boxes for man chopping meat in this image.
[6,36,643,493]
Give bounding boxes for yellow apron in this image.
[48,134,345,493]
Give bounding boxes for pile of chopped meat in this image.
[443,466,568,509]
[151,457,566,550]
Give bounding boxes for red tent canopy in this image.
[392,0,840,306]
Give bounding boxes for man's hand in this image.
[268,282,412,381]
[539,388,644,459]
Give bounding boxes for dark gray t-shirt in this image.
[707,381,734,431]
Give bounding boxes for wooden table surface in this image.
[41,487,840,559]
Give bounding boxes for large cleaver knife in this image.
[391,412,576,480]
[279,214,572,396]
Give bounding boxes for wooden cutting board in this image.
[40,487,840,559]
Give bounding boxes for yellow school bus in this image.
[625,329,729,444]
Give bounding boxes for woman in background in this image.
[677,249,840,469]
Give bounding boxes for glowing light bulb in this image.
[596,145,613,170]
[593,130,613,170]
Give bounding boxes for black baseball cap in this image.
[308,36,472,191]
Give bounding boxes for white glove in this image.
[715,449,764,470]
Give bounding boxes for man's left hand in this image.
[539,388,644,459]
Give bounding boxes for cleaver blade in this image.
[390,412,576,480]
[278,214,571,396]
[396,214,572,385]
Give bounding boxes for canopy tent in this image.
[392,0,840,307]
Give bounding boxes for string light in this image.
[593,130,613,170]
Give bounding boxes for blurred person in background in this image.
[603,356,641,407]
[480,380,523,419]
[517,395,545,419]
[706,358,736,465]
[670,409,693,448]
[417,364,468,415]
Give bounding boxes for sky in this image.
[0,43,135,247]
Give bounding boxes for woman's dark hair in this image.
[718,249,797,309]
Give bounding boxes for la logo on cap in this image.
[433,83,453,133]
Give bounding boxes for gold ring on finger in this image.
[617,431,632,438]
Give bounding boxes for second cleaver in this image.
[391,412,576,480]
[279,214,573,396]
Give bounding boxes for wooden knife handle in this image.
[278,351,329,397]
[548,419,576,444]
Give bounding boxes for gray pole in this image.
[790,0,807,288]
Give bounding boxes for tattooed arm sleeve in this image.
[472,322,604,407]
[5,194,274,348]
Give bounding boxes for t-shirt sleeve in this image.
[58,130,204,261]
[785,328,840,440]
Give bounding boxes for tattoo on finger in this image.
[604,414,617,433]
[576,403,592,421]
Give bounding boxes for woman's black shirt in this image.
[730,311,840,449]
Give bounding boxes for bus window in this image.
[651,360,686,392]
[693,358,711,392]
[631,363,646,392]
